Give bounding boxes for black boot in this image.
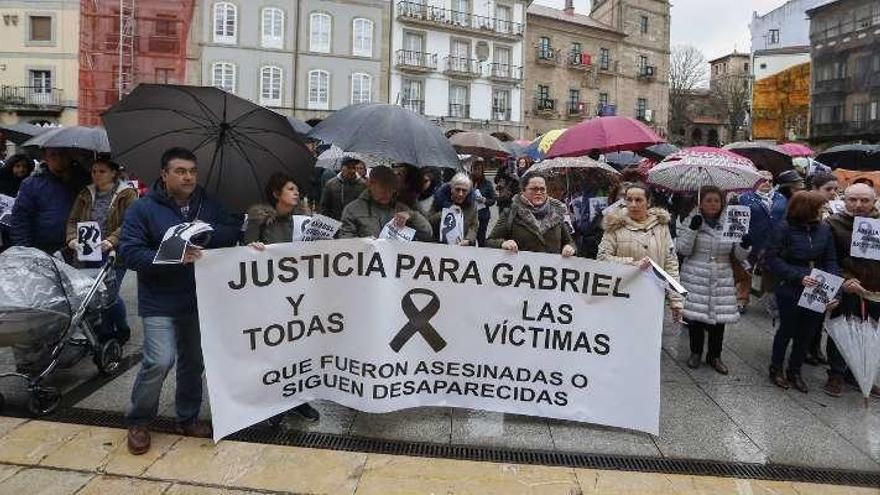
[686,353,701,369]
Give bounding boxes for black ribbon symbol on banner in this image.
[389,288,446,353]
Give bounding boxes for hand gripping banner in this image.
[195,238,666,441]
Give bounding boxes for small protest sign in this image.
[293,214,342,242]
[648,258,688,296]
[0,194,14,227]
[798,269,843,313]
[589,196,608,222]
[439,207,464,245]
[76,221,103,262]
[379,219,416,242]
[153,221,214,264]
[721,206,750,242]
[851,217,880,261]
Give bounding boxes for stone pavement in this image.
[0,417,877,495]
[1,269,879,478]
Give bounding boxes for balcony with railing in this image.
[488,63,522,83]
[813,119,880,137]
[536,46,559,65]
[492,107,511,121]
[0,86,64,112]
[396,1,523,40]
[396,49,437,73]
[814,77,849,95]
[448,103,470,118]
[567,53,593,71]
[400,99,425,115]
[566,101,588,119]
[637,65,656,80]
[444,56,482,78]
[533,97,556,114]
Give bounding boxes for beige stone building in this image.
[0,0,79,127]
[523,0,669,139]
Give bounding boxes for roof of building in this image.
[708,51,751,64]
[526,4,623,35]
[805,0,841,17]
[754,45,811,56]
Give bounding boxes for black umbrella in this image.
[308,103,459,169]
[639,143,679,161]
[723,142,793,177]
[0,123,52,145]
[286,116,312,136]
[815,144,880,171]
[603,151,641,169]
[102,84,314,212]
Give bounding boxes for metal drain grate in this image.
[12,406,876,488]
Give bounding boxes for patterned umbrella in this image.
[530,156,620,175]
[647,146,761,193]
[826,316,880,403]
[523,129,566,160]
[779,142,813,157]
[545,116,663,158]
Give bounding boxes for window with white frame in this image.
[213,2,237,44]
[310,13,331,53]
[351,73,372,104]
[308,69,330,109]
[260,66,282,106]
[261,7,284,49]
[211,62,236,93]
[352,18,374,57]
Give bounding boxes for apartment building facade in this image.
[523,2,625,137]
[390,0,527,139]
[807,0,880,144]
[0,0,80,126]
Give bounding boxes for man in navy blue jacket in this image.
[10,148,89,255]
[120,147,240,455]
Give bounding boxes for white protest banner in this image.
[76,221,103,262]
[798,269,843,313]
[721,206,750,242]
[0,194,14,227]
[195,239,666,441]
[439,207,464,245]
[588,196,608,222]
[153,221,214,264]
[851,217,880,261]
[379,219,416,242]
[293,215,342,241]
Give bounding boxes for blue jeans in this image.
[127,313,204,425]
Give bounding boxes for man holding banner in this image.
[119,147,241,455]
[339,166,432,241]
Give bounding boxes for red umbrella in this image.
[545,116,664,159]
[779,142,813,157]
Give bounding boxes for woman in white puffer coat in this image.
[676,186,751,375]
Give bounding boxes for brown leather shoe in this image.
[127,425,151,455]
[174,421,213,438]
[769,367,789,389]
[707,357,729,375]
[823,375,843,398]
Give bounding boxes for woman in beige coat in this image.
[597,183,683,320]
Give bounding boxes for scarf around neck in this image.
[517,195,558,234]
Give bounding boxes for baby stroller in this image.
[0,246,123,415]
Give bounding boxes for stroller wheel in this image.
[95,339,122,375]
[28,387,61,416]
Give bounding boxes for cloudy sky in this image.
[532,0,788,61]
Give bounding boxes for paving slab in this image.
[0,466,93,495]
[280,399,357,435]
[702,383,880,471]
[451,408,555,450]
[76,475,170,495]
[548,419,661,456]
[350,406,452,444]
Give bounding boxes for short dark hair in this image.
[94,156,121,171]
[699,185,725,209]
[810,172,837,190]
[161,147,197,169]
[368,165,396,187]
[785,191,826,224]
[854,177,875,188]
[623,182,652,204]
[519,171,545,189]
[264,172,296,204]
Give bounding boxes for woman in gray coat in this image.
[676,186,751,375]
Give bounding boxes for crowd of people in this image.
[0,143,878,456]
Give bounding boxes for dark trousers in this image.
[771,292,824,375]
[828,294,880,378]
[686,320,725,360]
[477,209,490,247]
